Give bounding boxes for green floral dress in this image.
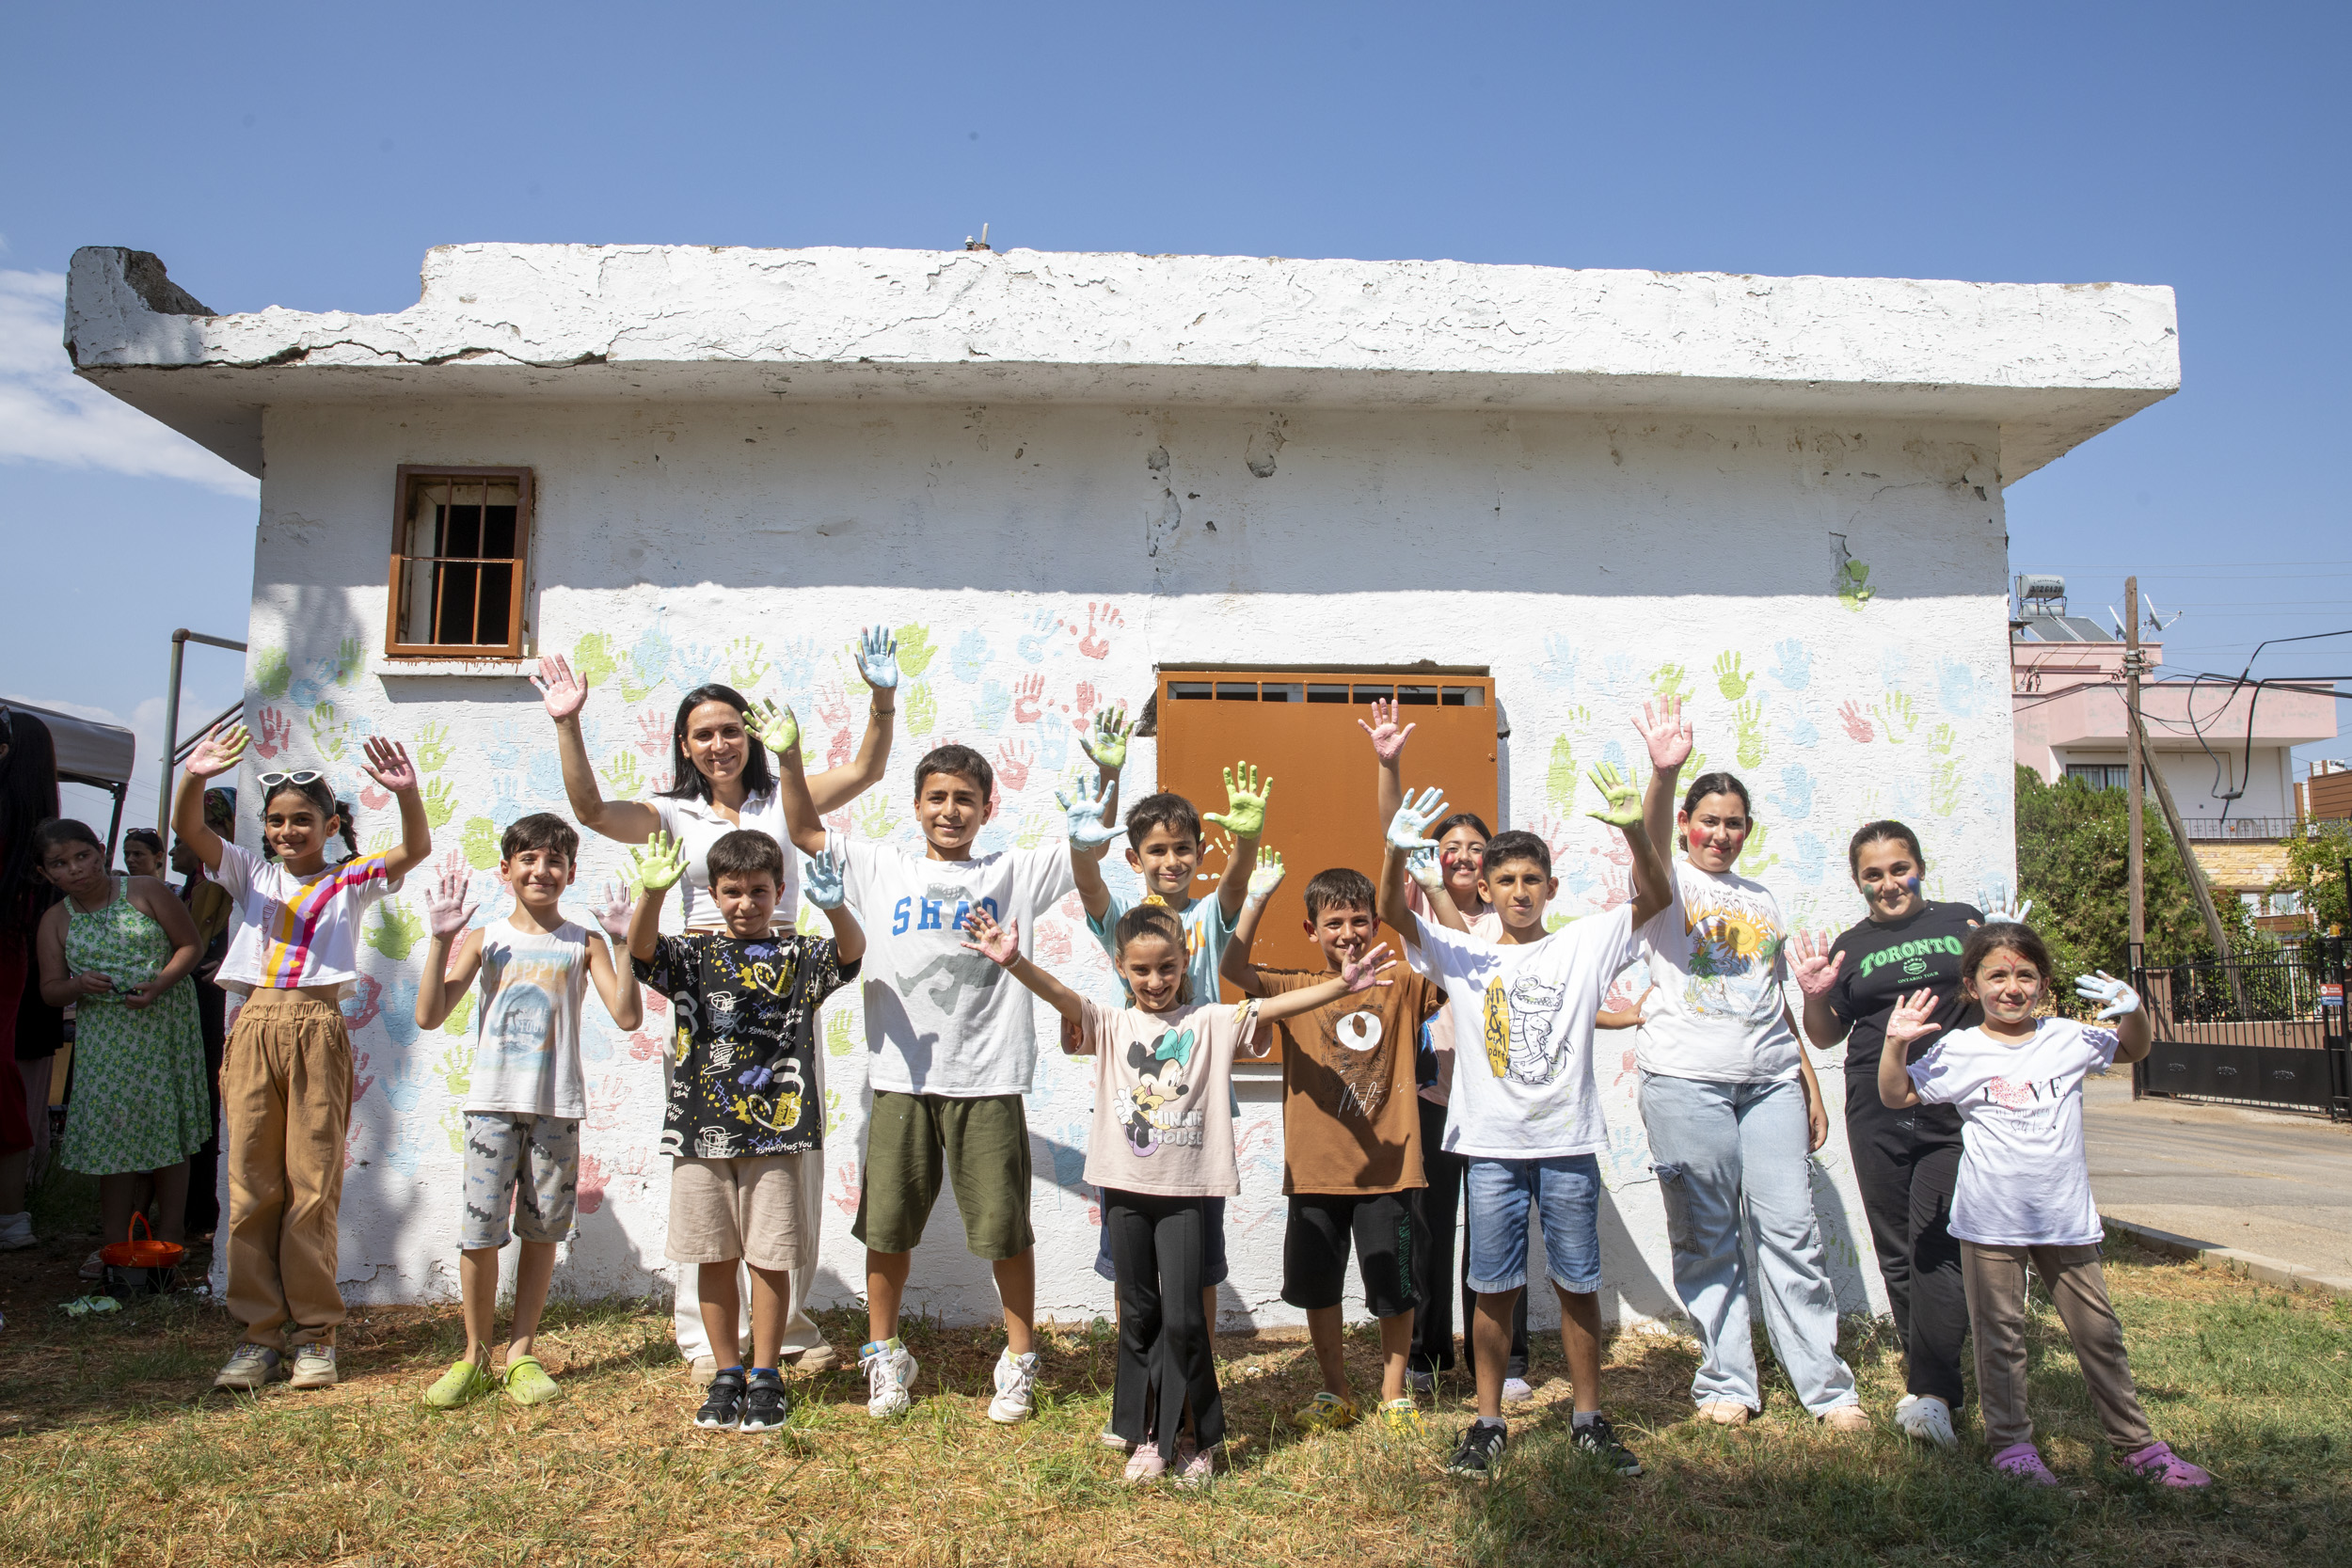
[59,878,212,1176]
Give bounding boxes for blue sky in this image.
[5,1,2345,833]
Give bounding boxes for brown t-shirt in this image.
[1258,958,1446,1195]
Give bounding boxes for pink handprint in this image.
[1077,602,1122,659]
[341,974,383,1030]
[824,808,850,836]
[815,689,852,735]
[1012,673,1045,725]
[350,1051,375,1106]
[831,1161,864,1219]
[1532,812,1578,869]
[253,706,292,761]
[360,783,391,812]
[826,728,853,769]
[995,738,1034,795]
[643,987,669,1016]
[634,708,669,756]
[577,1151,609,1215]
[1038,920,1072,965]
[1073,679,1103,716]
[627,1030,664,1063]
[1838,700,1876,743]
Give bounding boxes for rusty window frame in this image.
[385,465,534,659]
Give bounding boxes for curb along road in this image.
[2103,1215,2352,1301]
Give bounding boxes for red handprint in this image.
[815,689,852,735]
[341,974,383,1030]
[1012,673,1045,725]
[824,808,850,836]
[586,1074,629,1132]
[1038,920,1072,965]
[627,1030,664,1063]
[1837,700,1876,743]
[634,708,669,756]
[995,738,1034,795]
[1073,679,1102,716]
[831,1160,864,1218]
[359,783,391,812]
[253,706,292,760]
[1532,812,1578,869]
[1077,602,1122,659]
[350,1051,375,1106]
[577,1151,609,1215]
[643,987,669,1015]
[826,727,853,769]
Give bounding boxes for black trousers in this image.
[183,978,227,1236]
[1408,1095,1529,1378]
[1105,1189,1223,1460]
[1846,1086,1967,1407]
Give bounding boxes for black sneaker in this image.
[695,1370,747,1430]
[739,1373,789,1433]
[1447,1419,1508,1478]
[1572,1413,1643,1476]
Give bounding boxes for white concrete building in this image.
[68,243,2178,1330]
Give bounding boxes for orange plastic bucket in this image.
[98,1214,184,1293]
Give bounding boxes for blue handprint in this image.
[1598,738,1628,773]
[1888,775,1924,819]
[1936,657,1983,718]
[1035,713,1072,771]
[1880,647,1913,689]
[1769,640,1812,691]
[379,980,421,1051]
[581,1017,613,1065]
[672,641,723,690]
[1016,607,1059,663]
[1537,636,1581,694]
[525,748,565,801]
[1788,832,1826,885]
[488,773,523,825]
[951,629,993,685]
[1775,764,1815,821]
[1560,860,1599,899]
[771,637,820,693]
[975,680,1011,733]
[483,717,522,772]
[383,1116,431,1179]
[288,675,327,710]
[1782,703,1820,749]
[375,1047,427,1115]
[1599,653,1635,700]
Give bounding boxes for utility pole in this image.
[2126,576,2145,959]
[2137,708,2244,1013]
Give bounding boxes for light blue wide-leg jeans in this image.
[1639,1072,1859,1416]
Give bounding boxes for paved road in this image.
[2084,1069,2352,1279]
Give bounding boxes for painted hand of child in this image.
[1633,694,1694,773]
[1079,705,1133,772]
[1978,883,2034,927]
[959,907,1022,968]
[360,736,421,794]
[1358,697,1414,763]
[1204,760,1271,840]
[1883,988,1942,1048]
[594,879,632,942]
[628,832,690,894]
[855,626,901,691]
[1583,762,1641,828]
[1057,774,1122,851]
[1386,785,1449,853]
[1339,941,1397,994]
[2073,970,2140,1022]
[744,698,800,756]
[421,856,477,939]
[1246,847,1286,905]
[802,845,849,911]
[1787,930,1845,997]
[1406,844,1447,895]
[185,722,251,780]
[532,655,589,721]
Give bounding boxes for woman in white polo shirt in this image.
[534,628,900,1375]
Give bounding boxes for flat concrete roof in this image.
[66,243,2179,483]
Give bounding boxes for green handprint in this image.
[440,989,476,1037]
[797,900,825,936]
[1205,761,1271,840]
[896,623,938,679]
[307,701,349,760]
[1546,736,1579,815]
[1583,763,1641,828]
[1738,817,1780,876]
[437,1042,471,1100]
[439,1105,467,1154]
[1838,558,1876,612]
[1013,810,1053,850]
[420,778,459,831]
[1734,699,1770,770]
[724,636,770,690]
[825,1087,846,1135]
[572,632,619,689]
[599,751,645,797]
[852,793,900,840]
[1649,662,1693,705]
[1930,721,1958,755]
[331,638,364,686]
[254,647,292,700]
[413,721,453,773]
[461,816,502,870]
[1714,652,1752,702]
[1928,725,1964,816]
[826,1011,858,1059]
[1875,691,1918,743]
[905,681,937,738]
[366,826,402,855]
[367,900,426,961]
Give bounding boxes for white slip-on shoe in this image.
[1894,1394,1958,1449]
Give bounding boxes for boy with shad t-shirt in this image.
[1377,761,1673,1481]
[773,734,1075,1426]
[412,814,645,1410]
[1221,861,1445,1435]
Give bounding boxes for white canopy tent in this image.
[12,700,135,851]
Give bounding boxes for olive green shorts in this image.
[852,1091,1036,1260]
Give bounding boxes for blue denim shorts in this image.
[1463,1153,1602,1295]
[1097,1195,1228,1286]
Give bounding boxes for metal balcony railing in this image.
[2172,816,2325,842]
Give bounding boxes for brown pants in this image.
[224,990,353,1351]
[1961,1241,2153,1451]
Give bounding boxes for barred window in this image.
[387,466,534,657]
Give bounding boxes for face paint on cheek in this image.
[1905,877,1922,894]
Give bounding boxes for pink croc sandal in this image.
[2121,1441,2212,1488]
[1991,1441,2058,1486]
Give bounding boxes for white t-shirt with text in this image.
[1907,1017,2120,1247]
[1632,861,1801,1084]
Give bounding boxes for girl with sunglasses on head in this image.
[172,723,433,1393]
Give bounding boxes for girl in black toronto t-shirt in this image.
[1787,821,1982,1448]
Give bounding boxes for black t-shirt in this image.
[635,931,857,1161]
[1827,900,1984,1091]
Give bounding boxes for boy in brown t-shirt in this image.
[1221,861,1446,1434]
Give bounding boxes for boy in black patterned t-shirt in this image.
[628,827,863,1433]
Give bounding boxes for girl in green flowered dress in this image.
[33,819,211,1246]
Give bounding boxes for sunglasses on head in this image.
[257,769,326,788]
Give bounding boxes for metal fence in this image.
[2132,938,2349,1118]
[2170,816,2317,842]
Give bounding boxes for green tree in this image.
[2276,817,2352,937]
[2013,766,2221,978]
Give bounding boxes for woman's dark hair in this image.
[1431,812,1491,843]
[122,828,165,860]
[1847,819,1925,878]
[1681,771,1753,819]
[658,684,774,803]
[1112,903,1194,1005]
[0,706,61,934]
[32,816,104,863]
[1960,922,2053,990]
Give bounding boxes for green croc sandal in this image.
[503,1355,563,1406]
[423,1358,496,1409]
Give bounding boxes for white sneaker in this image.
[290,1344,339,1389]
[1502,1377,1534,1405]
[0,1212,33,1251]
[861,1338,917,1419]
[988,1348,1040,1424]
[214,1343,287,1390]
[1895,1394,1958,1449]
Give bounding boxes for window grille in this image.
[386,466,533,657]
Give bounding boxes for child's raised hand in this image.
[1080,705,1133,772]
[854,626,901,691]
[1883,988,1942,1048]
[1205,760,1271,840]
[360,736,421,794]
[420,854,476,938]
[185,722,250,780]
[532,655,588,722]
[1406,844,1447,895]
[1387,785,1448,853]
[1339,941,1397,994]
[1246,847,1286,905]
[1787,930,1845,997]
[628,832,690,894]
[1057,773,1122,851]
[594,879,633,942]
[745,699,800,756]
[1583,762,1641,829]
[1978,882,2034,927]
[1632,695,1693,773]
[1358,697,1414,763]
[2073,970,2140,1021]
[802,845,849,910]
[960,907,1022,968]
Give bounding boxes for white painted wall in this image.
[2054,746,2298,821]
[219,395,2020,1330]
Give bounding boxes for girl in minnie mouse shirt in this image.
[961,900,1391,1488]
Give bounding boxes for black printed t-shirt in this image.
[1826,900,1984,1095]
[635,931,857,1161]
